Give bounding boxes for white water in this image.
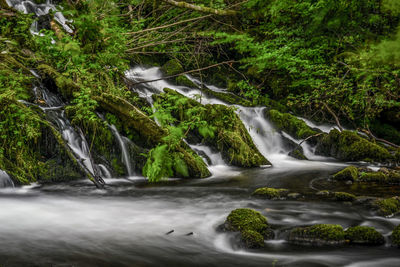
[109,124,134,176]
[0,169,14,188]
[125,66,338,169]
[6,0,73,34]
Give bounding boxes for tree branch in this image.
[323,102,343,132]
[161,0,238,16]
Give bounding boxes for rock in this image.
[222,208,274,248]
[161,59,184,76]
[358,171,388,183]
[287,193,302,199]
[266,109,318,141]
[288,224,346,246]
[391,225,400,246]
[345,226,384,245]
[333,166,359,181]
[334,192,356,202]
[252,187,289,199]
[316,190,331,197]
[289,147,308,160]
[315,129,394,163]
[372,197,400,216]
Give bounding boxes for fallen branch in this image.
[161,0,238,16]
[323,102,343,132]
[298,133,324,147]
[125,60,236,87]
[362,125,399,149]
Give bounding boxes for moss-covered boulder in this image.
[288,147,308,160]
[156,89,271,167]
[334,192,356,202]
[391,225,400,246]
[200,86,254,107]
[252,187,289,199]
[161,59,184,76]
[267,109,318,141]
[288,224,346,246]
[333,166,359,181]
[358,171,388,183]
[345,226,384,245]
[222,208,274,248]
[372,197,400,216]
[315,129,394,163]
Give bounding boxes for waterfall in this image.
[109,125,134,177]
[0,170,14,188]
[6,0,73,34]
[31,81,109,182]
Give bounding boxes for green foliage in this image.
[143,144,174,182]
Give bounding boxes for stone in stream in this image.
[288,224,346,246]
[252,187,289,200]
[372,197,400,217]
[220,208,274,249]
[333,192,356,202]
[391,225,400,247]
[333,166,359,181]
[344,226,384,246]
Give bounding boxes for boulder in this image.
[345,226,384,245]
[333,166,359,181]
[288,224,346,246]
[391,225,400,246]
[252,187,289,199]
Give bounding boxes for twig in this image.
[323,102,343,132]
[363,125,399,148]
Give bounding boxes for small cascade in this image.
[0,170,14,188]
[6,0,73,34]
[31,81,108,185]
[109,125,134,177]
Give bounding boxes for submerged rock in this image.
[221,208,274,248]
[391,225,400,246]
[252,187,289,199]
[288,224,346,246]
[333,166,359,181]
[334,192,356,202]
[315,129,394,163]
[345,226,384,245]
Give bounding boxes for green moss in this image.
[288,147,307,160]
[252,187,289,199]
[387,170,400,184]
[345,226,384,245]
[224,208,274,241]
[161,59,184,76]
[267,109,317,140]
[373,197,400,216]
[391,225,400,246]
[200,86,254,107]
[333,166,359,181]
[289,224,346,245]
[176,75,197,88]
[240,230,265,248]
[315,129,394,163]
[358,171,388,183]
[334,192,356,202]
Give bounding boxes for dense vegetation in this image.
[0,0,399,184]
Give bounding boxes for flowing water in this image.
[1,66,399,266]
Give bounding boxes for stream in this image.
[0,65,399,266]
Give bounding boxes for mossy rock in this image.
[345,226,384,245]
[200,86,254,107]
[334,192,356,202]
[391,225,400,246]
[357,171,388,183]
[288,147,308,160]
[266,110,318,141]
[240,230,265,249]
[333,166,359,181]
[372,197,400,216]
[288,224,346,246]
[176,75,197,88]
[161,59,184,76]
[252,187,289,199]
[315,129,394,163]
[387,169,400,184]
[223,208,274,241]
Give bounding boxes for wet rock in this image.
[333,166,358,181]
[315,129,394,163]
[288,147,308,160]
[358,171,387,183]
[221,208,274,248]
[345,226,384,245]
[266,109,318,141]
[252,187,289,199]
[287,193,302,200]
[288,224,346,246]
[316,190,331,197]
[334,192,356,202]
[372,197,400,216]
[391,225,400,246]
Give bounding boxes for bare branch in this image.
[161,0,238,16]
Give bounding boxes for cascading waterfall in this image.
[31,81,109,183]
[125,66,334,168]
[0,170,14,188]
[6,0,73,34]
[109,124,134,177]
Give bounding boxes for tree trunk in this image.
[161,0,237,16]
